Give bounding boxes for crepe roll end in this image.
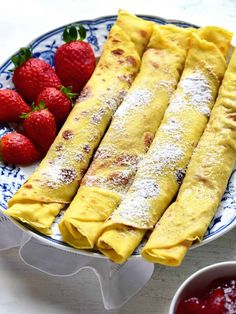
[141,240,192,266]
[59,219,104,249]
[97,225,146,263]
[6,201,63,235]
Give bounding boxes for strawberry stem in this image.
[20,112,29,119]
[20,101,46,119]
[37,100,46,110]
[62,24,86,43]
[60,86,78,101]
[11,47,32,69]
[31,101,46,112]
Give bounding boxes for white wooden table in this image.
[1,229,235,313]
[0,1,236,313]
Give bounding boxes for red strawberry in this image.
[54,25,96,92]
[0,89,31,123]
[0,132,41,165]
[206,288,226,314]
[176,298,205,314]
[36,86,76,126]
[12,47,61,102]
[21,104,57,154]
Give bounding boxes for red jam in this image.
[176,278,236,314]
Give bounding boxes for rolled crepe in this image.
[6,10,153,235]
[97,27,232,263]
[59,25,193,249]
[142,47,236,266]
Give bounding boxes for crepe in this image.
[59,25,192,249]
[97,27,232,263]
[142,47,236,266]
[5,10,153,235]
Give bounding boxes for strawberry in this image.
[54,25,96,92]
[12,47,61,102]
[36,86,76,126]
[21,104,57,154]
[0,132,41,165]
[176,298,205,314]
[0,89,31,123]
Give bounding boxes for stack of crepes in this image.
[96,26,232,263]
[6,10,154,234]
[5,10,235,267]
[142,47,236,266]
[58,24,193,249]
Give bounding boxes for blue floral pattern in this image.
[0,15,235,256]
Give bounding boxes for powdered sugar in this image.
[41,154,77,188]
[96,87,123,114]
[115,88,153,118]
[109,88,153,131]
[106,71,213,228]
[131,179,160,198]
[94,145,117,160]
[141,143,184,176]
[168,70,212,116]
[156,80,175,96]
[91,108,106,124]
[75,152,84,162]
[160,118,181,133]
[83,168,134,195]
[109,142,183,227]
[112,194,150,226]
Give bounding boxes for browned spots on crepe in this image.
[152,49,164,56]
[118,59,124,65]
[83,144,91,153]
[111,38,121,43]
[60,168,77,184]
[80,169,86,177]
[114,153,138,167]
[175,169,186,185]
[55,144,63,152]
[62,130,73,140]
[112,48,124,55]
[24,184,32,189]
[144,132,154,151]
[150,61,160,69]
[125,56,138,67]
[139,30,148,38]
[118,74,135,84]
[228,113,236,121]
[194,174,209,184]
[98,63,109,70]
[109,171,131,186]
[88,159,111,174]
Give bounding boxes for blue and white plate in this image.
[0,15,235,258]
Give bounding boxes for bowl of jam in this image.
[169,261,236,314]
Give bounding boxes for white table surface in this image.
[1,0,236,313]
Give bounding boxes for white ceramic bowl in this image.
[169,261,236,314]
